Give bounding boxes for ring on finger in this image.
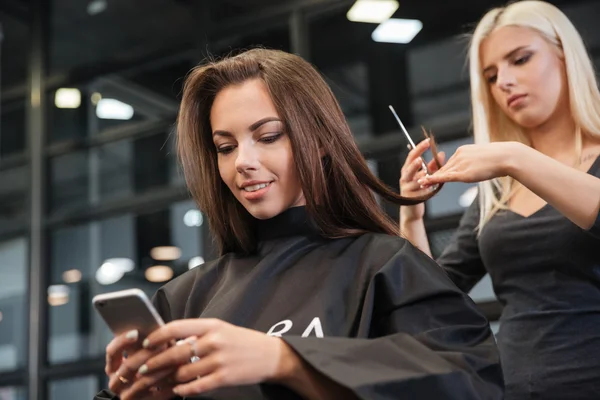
[189,341,200,363]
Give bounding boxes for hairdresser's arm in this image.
[399,219,433,258]
[506,144,600,230]
[420,142,600,230]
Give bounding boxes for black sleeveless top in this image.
[439,156,600,400]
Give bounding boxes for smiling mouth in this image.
[242,182,272,192]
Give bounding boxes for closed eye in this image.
[259,133,283,144]
[514,53,532,65]
[216,145,236,155]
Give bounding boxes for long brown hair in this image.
[177,48,441,255]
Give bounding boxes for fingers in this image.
[109,345,165,394]
[120,369,176,400]
[419,170,454,186]
[143,319,222,350]
[400,157,424,184]
[427,151,446,173]
[173,352,223,384]
[106,330,141,375]
[138,340,204,378]
[173,368,229,398]
[403,139,431,169]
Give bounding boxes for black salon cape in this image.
[95,207,503,400]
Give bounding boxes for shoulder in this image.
[351,232,437,271]
[152,254,234,319]
[353,232,463,295]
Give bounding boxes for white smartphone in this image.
[92,288,165,337]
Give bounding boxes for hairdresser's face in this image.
[480,26,568,129]
[211,79,305,220]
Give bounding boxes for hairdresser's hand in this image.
[120,319,296,399]
[105,329,180,399]
[399,138,446,221]
[419,142,516,187]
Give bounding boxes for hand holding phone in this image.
[93,289,168,391]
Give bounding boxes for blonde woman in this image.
[400,1,600,399]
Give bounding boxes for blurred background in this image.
[1,0,599,398]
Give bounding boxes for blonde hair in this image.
[469,0,600,231]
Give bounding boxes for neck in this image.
[526,112,577,161]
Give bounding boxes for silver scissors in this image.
[389,105,432,176]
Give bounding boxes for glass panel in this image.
[469,274,497,303]
[0,102,27,157]
[0,11,28,157]
[0,166,29,236]
[89,78,169,133]
[0,387,27,400]
[49,151,88,213]
[0,238,28,372]
[47,78,174,145]
[309,13,373,140]
[490,321,500,336]
[49,131,177,215]
[425,136,477,218]
[48,201,203,364]
[48,376,98,400]
[428,228,456,259]
[48,1,196,136]
[47,87,88,144]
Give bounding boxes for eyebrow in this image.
[482,46,529,74]
[212,117,282,137]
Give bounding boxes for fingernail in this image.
[138,364,148,375]
[125,330,138,341]
[142,338,150,348]
[172,386,182,395]
[407,144,411,150]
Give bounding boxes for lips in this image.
[240,180,273,190]
[507,94,527,108]
[243,182,271,192]
[239,181,272,201]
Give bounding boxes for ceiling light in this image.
[95,258,134,285]
[48,285,70,306]
[150,246,181,261]
[188,256,205,270]
[347,0,399,24]
[91,92,102,105]
[183,210,203,227]
[459,186,478,208]
[145,266,174,283]
[372,18,423,44]
[87,0,107,15]
[62,269,82,284]
[104,258,135,272]
[55,88,81,109]
[96,262,124,285]
[96,98,134,120]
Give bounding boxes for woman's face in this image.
[480,26,569,129]
[210,78,305,220]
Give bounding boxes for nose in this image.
[235,142,260,173]
[496,66,516,92]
